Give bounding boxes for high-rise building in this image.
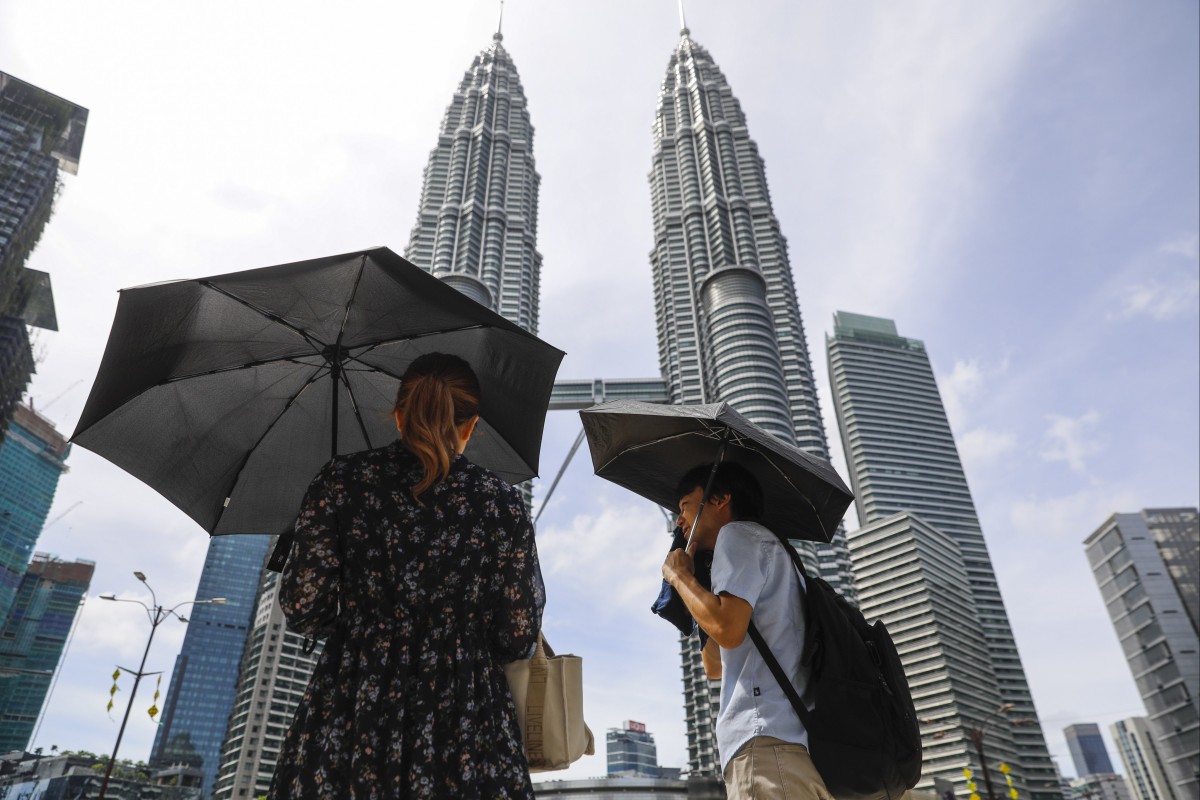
[0,72,86,436]
[0,553,93,751]
[1110,717,1180,800]
[150,535,272,799]
[0,402,70,626]
[848,512,1023,798]
[647,22,855,775]
[1069,774,1134,800]
[1065,723,1116,777]
[1084,509,1200,799]
[607,720,659,778]
[404,29,541,334]
[827,311,1060,800]
[213,566,322,800]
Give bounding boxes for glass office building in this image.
[0,403,70,627]
[827,312,1059,800]
[150,535,271,799]
[1065,723,1116,777]
[0,553,93,751]
[607,720,659,778]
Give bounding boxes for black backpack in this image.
[746,534,922,798]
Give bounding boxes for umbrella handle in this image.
[684,432,731,553]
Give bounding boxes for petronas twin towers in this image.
[403,14,1056,793]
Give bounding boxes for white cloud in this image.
[1158,232,1200,259]
[939,359,985,431]
[957,427,1018,466]
[1109,233,1200,321]
[1009,484,1138,542]
[1040,410,1103,473]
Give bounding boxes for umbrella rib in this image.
[211,362,328,532]
[160,356,326,384]
[198,280,327,351]
[349,324,490,359]
[339,365,374,451]
[592,430,715,475]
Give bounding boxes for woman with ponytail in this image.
[269,352,544,800]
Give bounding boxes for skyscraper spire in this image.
[496,0,504,40]
[678,0,689,35]
[648,26,856,776]
[405,32,542,334]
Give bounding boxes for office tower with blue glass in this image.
[1065,723,1116,777]
[0,553,93,751]
[150,535,272,798]
[1111,717,1180,800]
[648,22,856,775]
[0,402,70,627]
[0,73,86,436]
[607,720,659,778]
[1085,508,1200,800]
[827,312,1059,800]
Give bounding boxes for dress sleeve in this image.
[490,488,546,662]
[280,462,341,636]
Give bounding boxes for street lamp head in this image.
[211,598,228,605]
[997,702,1014,713]
[177,615,188,623]
[133,571,147,582]
[98,593,116,601]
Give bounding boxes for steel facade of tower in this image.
[1084,509,1200,799]
[648,27,855,775]
[0,554,93,752]
[150,535,271,799]
[827,312,1060,800]
[405,31,541,334]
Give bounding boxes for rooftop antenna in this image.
[495,0,504,40]
[678,0,689,35]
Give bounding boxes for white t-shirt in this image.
[709,519,809,772]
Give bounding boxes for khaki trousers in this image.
[723,736,836,800]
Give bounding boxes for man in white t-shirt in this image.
[662,462,833,800]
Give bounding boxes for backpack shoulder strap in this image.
[747,621,813,728]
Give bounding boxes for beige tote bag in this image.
[505,633,595,772]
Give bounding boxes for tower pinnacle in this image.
[678,0,689,36]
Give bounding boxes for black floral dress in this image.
[267,440,544,800]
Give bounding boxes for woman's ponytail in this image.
[394,353,481,501]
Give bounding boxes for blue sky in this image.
[2,0,1196,785]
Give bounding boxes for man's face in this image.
[677,486,731,549]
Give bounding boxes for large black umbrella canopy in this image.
[579,399,853,543]
[72,247,565,536]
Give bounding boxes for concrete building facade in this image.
[827,312,1059,800]
[1110,717,1180,800]
[1085,509,1200,799]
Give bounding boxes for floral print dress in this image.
[267,440,544,800]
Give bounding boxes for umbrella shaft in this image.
[684,436,730,552]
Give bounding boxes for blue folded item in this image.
[651,527,714,647]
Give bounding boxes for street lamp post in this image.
[95,572,226,800]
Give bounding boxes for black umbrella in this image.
[579,399,853,543]
[72,247,565,539]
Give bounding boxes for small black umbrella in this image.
[72,247,564,539]
[579,399,853,543]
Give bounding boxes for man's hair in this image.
[675,462,764,521]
